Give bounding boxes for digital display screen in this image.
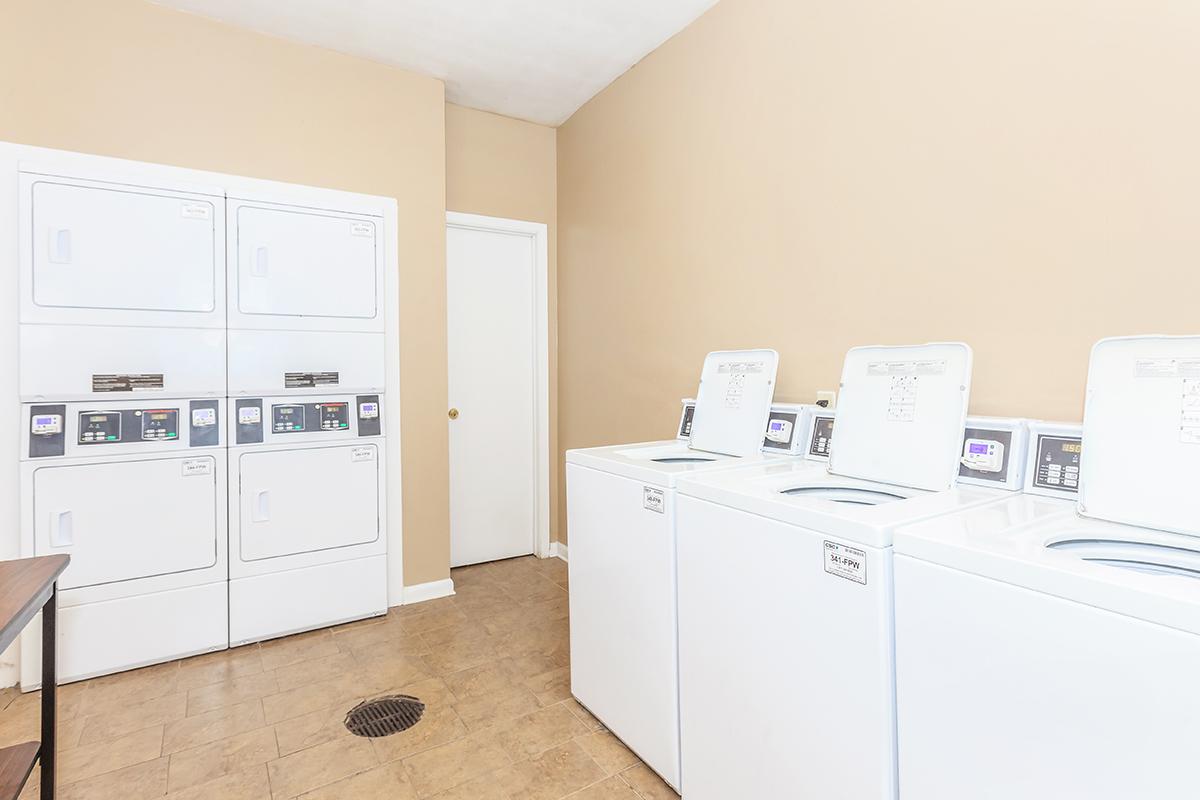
[90,415,108,423]
[969,443,990,454]
[1062,442,1082,454]
[770,421,783,430]
[279,407,295,416]
[362,403,377,413]
[150,413,168,421]
[36,416,52,425]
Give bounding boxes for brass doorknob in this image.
[448,408,459,420]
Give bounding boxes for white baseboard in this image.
[400,578,455,606]
[551,541,568,562]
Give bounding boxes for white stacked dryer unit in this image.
[7,148,228,686]
[673,343,1031,800]
[893,335,1200,800]
[225,188,392,644]
[567,350,780,792]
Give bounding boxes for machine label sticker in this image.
[351,446,376,462]
[181,458,213,477]
[824,540,867,585]
[1181,379,1200,444]
[180,201,212,220]
[887,375,918,422]
[643,486,665,513]
[1132,358,1200,378]
[350,221,375,237]
[868,360,945,377]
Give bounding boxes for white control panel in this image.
[766,418,794,444]
[238,405,262,425]
[961,438,1004,473]
[957,417,1028,491]
[191,407,217,427]
[31,414,63,435]
[804,411,836,462]
[1024,421,1083,499]
[677,398,697,441]
[359,400,380,419]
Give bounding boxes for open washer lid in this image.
[1079,335,1200,536]
[689,349,779,457]
[827,342,972,492]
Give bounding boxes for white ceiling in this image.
[151,0,719,125]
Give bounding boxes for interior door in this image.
[31,179,218,312]
[238,444,379,562]
[235,204,378,319]
[447,220,538,567]
[33,457,219,589]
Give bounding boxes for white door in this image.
[447,215,546,567]
[33,456,219,589]
[29,178,219,314]
[237,445,380,562]
[232,203,380,322]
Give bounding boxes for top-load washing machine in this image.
[892,335,1200,800]
[673,343,1029,800]
[566,349,781,791]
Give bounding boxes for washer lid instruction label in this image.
[824,540,867,584]
[643,486,665,513]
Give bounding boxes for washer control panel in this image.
[806,413,836,461]
[957,417,1028,490]
[234,395,384,444]
[677,398,697,440]
[140,409,179,441]
[79,411,123,444]
[26,400,223,457]
[1026,421,1083,498]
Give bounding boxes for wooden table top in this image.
[0,555,70,655]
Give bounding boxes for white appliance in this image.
[224,186,390,642]
[19,399,227,686]
[567,349,780,791]
[680,397,823,457]
[673,343,1025,800]
[227,393,387,644]
[16,161,226,403]
[225,193,386,398]
[892,335,1200,799]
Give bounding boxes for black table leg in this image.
[39,585,56,800]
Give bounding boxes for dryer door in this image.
[28,177,219,315]
[237,444,380,562]
[32,456,220,589]
[233,204,380,323]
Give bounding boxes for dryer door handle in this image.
[252,246,269,277]
[252,490,271,523]
[49,509,73,548]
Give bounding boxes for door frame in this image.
[445,211,551,560]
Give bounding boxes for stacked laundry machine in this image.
[225,190,389,645]
[0,143,396,687]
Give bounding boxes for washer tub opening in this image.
[1047,538,1200,580]
[780,486,907,506]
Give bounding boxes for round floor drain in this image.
[344,695,426,737]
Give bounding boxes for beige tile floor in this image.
[0,555,678,800]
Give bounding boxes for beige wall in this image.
[0,0,451,585]
[557,0,1200,541]
[445,104,561,540]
